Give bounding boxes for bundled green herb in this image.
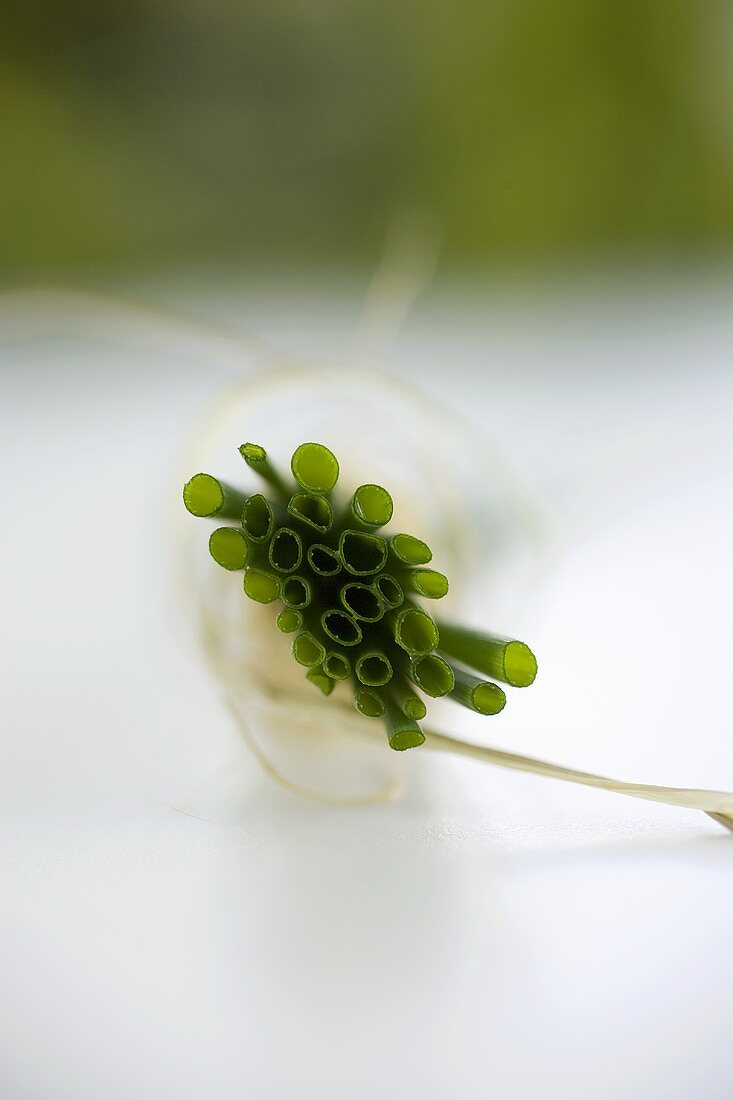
[184,442,537,751]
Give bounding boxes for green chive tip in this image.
[352,484,393,528]
[208,527,249,570]
[290,442,339,492]
[292,631,326,667]
[472,681,507,714]
[183,473,224,517]
[392,606,439,656]
[411,652,455,697]
[391,533,432,565]
[354,688,386,718]
[243,568,280,603]
[410,568,449,599]
[323,651,350,680]
[276,608,303,634]
[340,582,384,622]
[503,641,538,687]
[282,575,311,608]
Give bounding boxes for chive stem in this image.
[183,474,248,520]
[389,533,432,566]
[445,661,507,715]
[239,443,291,502]
[435,622,538,687]
[291,442,339,493]
[208,527,250,570]
[381,695,425,751]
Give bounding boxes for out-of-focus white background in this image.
[1,273,732,1099]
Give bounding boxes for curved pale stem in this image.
[423,728,733,829]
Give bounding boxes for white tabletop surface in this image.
[1,274,732,1099]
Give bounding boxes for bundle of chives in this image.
[184,441,537,751]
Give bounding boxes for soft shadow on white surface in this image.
[1,277,732,1099]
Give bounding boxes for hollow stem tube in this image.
[323,651,351,681]
[292,631,326,668]
[400,568,449,600]
[445,662,507,715]
[268,527,303,573]
[389,675,427,721]
[349,484,394,530]
[242,494,275,542]
[354,687,386,719]
[287,492,333,533]
[339,530,388,576]
[321,609,363,647]
[281,575,312,609]
[373,573,404,609]
[307,543,341,577]
[409,652,455,697]
[435,622,538,687]
[355,650,393,687]
[340,582,384,622]
[388,533,432,567]
[387,606,439,656]
[276,608,303,634]
[381,694,425,751]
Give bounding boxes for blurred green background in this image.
[4,0,733,277]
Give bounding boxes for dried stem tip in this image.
[239,443,291,502]
[436,623,538,687]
